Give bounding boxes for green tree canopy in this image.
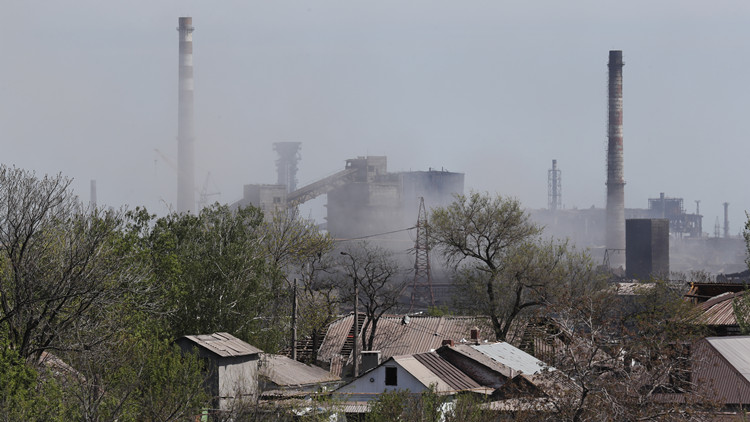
[431,192,582,341]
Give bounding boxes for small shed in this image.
[176,332,262,410]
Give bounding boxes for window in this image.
[385,367,397,386]
[273,197,281,204]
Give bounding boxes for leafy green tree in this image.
[55,325,209,422]
[0,338,67,421]
[147,204,282,351]
[430,192,577,341]
[258,208,336,356]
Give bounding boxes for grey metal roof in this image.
[412,352,482,391]
[471,342,548,376]
[260,354,339,387]
[391,353,490,394]
[180,332,262,357]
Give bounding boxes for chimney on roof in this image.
[470,328,480,344]
[360,351,381,374]
[442,339,455,347]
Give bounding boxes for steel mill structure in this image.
[606,50,626,268]
[177,17,196,214]
[274,142,302,193]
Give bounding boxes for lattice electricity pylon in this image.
[409,197,435,311]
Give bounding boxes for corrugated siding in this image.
[706,337,750,384]
[693,338,750,405]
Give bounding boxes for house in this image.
[655,336,750,412]
[316,313,496,377]
[258,353,341,399]
[176,332,261,411]
[438,342,548,386]
[689,336,750,409]
[334,341,553,416]
[334,350,493,413]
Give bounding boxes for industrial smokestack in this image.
[606,50,626,268]
[548,159,561,212]
[723,202,729,238]
[90,179,97,209]
[176,17,195,214]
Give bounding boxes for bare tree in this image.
[528,280,714,422]
[259,208,334,273]
[0,166,147,359]
[297,251,340,362]
[339,242,407,351]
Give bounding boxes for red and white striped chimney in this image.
[177,17,195,214]
[606,50,625,268]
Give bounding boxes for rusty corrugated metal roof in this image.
[317,314,494,367]
[698,291,742,326]
[180,332,262,357]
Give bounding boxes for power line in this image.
[333,226,416,242]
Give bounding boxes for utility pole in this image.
[341,251,359,377]
[291,279,298,361]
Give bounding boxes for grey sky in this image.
[1,1,748,234]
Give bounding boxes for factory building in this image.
[236,154,463,241]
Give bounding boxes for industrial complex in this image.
[173,19,743,284]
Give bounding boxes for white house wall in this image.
[337,361,428,402]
